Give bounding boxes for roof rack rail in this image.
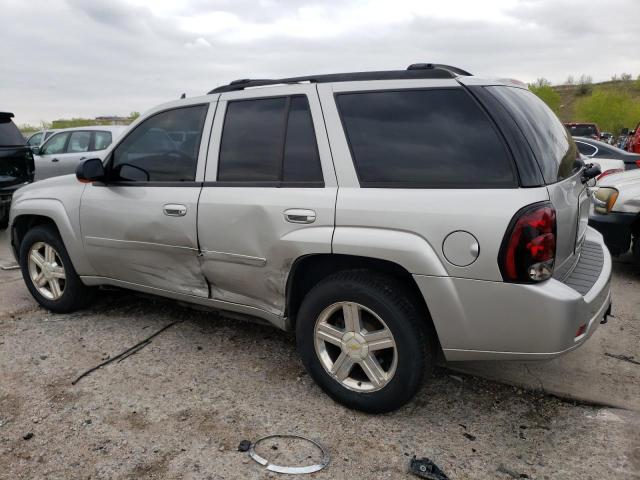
[207,63,472,94]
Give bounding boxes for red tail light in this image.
[499,202,557,283]
[636,160,640,168]
[596,168,624,180]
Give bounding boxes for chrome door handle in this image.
[163,204,187,217]
[284,209,316,224]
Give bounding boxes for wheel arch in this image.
[10,199,96,275]
[285,253,441,350]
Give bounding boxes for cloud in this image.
[0,0,638,126]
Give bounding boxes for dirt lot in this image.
[1,230,639,479]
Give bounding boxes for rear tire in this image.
[0,208,8,230]
[19,225,95,313]
[296,270,435,413]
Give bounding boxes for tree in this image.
[529,84,561,114]
[574,87,640,134]
[129,111,141,120]
[621,73,632,82]
[565,75,575,85]
[577,74,593,95]
[532,78,551,88]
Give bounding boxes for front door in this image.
[79,102,214,297]
[198,85,337,316]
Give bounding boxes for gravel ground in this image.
[1,236,639,479]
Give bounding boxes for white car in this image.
[589,168,640,262]
[33,126,127,180]
[26,129,59,147]
[591,157,625,181]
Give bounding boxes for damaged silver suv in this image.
[9,64,612,412]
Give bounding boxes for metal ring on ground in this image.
[248,434,330,474]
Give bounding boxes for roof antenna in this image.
[180,93,186,99]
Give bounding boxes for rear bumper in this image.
[588,211,636,255]
[415,226,612,361]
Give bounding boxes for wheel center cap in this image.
[341,332,369,360]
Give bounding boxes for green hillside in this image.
[547,79,640,134]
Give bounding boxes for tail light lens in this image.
[636,160,640,168]
[499,202,557,283]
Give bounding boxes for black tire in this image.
[296,270,435,413]
[633,235,640,265]
[19,225,94,313]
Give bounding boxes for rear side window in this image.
[336,89,515,188]
[67,131,91,153]
[488,87,579,183]
[218,95,323,185]
[94,131,112,151]
[112,105,208,182]
[0,117,25,146]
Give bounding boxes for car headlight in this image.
[593,187,619,214]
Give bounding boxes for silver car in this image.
[8,64,612,412]
[32,125,126,181]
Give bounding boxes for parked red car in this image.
[627,122,640,154]
[564,122,601,140]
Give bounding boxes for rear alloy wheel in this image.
[314,301,397,392]
[297,270,434,413]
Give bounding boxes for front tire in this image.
[19,225,94,313]
[296,270,435,413]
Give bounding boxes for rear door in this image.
[57,130,92,176]
[198,85,336,317]
[486,86,586,273]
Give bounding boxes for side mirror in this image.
[31,146,41,155]
[581,163,601,184]
[76,158,105,183]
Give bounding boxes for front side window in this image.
[336,89,515,187]
[94,131,112,151]
[42,132,70,155]
[67,131,91,153]
[218,95,323,184]
[111,105,208,182]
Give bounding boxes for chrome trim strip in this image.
[201,249,267,267]
[85,236,197,252]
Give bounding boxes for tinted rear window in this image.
[488,86,579,183]
[0,117,25,146]
[336,89,515,188]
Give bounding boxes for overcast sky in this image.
[2,0,639,126]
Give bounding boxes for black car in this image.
[573,136,640,170]
[0,112,34,229]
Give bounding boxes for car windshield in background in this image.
[567,125,597,137]
[487,86,578,184]
[0,115,26,147]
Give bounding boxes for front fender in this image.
[10,196,96,276]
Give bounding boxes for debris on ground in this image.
[247,434,329,474]
[0,263,20,271]
[408,456,449,480]
[463,433,476,441]
[497,464,530,478]
[604,352,640,366]
[23,432,34,440]
[238,440,251,452]
[71,321,182,385]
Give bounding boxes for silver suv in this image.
[8,64,612,412]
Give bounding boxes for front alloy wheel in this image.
[27,242,66,300]
[314,301,397,392]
